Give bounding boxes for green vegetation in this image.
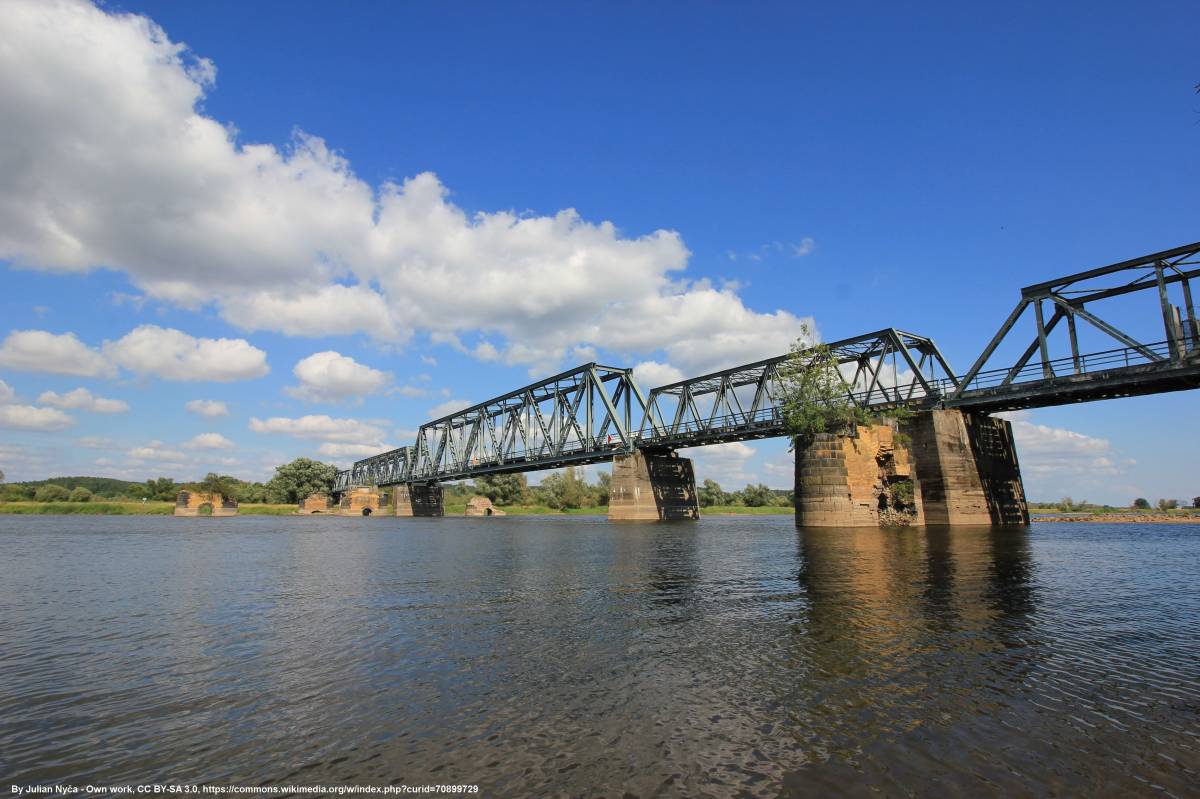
[778,324,870,441]
[0,457,798,517]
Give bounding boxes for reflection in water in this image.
[1,516,1197,796]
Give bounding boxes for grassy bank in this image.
[0,501,176,514]
[0,502,316,515]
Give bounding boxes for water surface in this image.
[2,516,1197,796]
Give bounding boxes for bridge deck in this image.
[333,242,1200,491]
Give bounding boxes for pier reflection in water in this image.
[1,516,1196,796]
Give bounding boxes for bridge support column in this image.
[394,483,444,517]
[794,424,924,527]
[608,449,699,521]
[906,410,1028,526]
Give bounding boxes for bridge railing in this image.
[937,340,1175,397]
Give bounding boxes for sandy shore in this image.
[1035,513,1200,524]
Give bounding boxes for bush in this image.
[1133,497,1150,509]
[69,487,92,502]
[35,484,71,502]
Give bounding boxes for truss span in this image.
[332,241,1200,491]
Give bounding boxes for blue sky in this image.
[0,0,1196,504]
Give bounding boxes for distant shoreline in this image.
[0,501,794,517]
[1033,512,1200,524]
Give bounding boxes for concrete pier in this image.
[794,425,924,527]
[338,486,382,516]
[174,491,237,517]
[907,409,1029,526]
[608,449,699,521]
[793,410,1028,527]
[298,492,333,513]
[395,483,444,517]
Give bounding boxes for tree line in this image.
[0,459,792,511]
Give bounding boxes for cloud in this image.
[37,387,129,413]
[994,410,1134,502]
[127,440,186,461]
[0,404,74,431]
[680,441,758,486]
[248,414,388,445]
[792,238,815,257]
[104,325,268,382]
[317,442,392,458]
[428,398,472,419]
[389,385,430,399]
[284,350,390,403]
[0,330,114,377]
[0,379,12,403]
[77,436,115,449]
[185,399,229,417]
[184,432,234,450]
[632,360,686,388]
[0,0,811,377]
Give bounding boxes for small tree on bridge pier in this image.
[778,325,871,442]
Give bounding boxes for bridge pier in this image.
[906,409,1029,526]
[608,449,699,521]
[394,483,444,517]
[793,410,1028,527]
[794,424,924,527]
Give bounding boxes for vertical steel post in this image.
[1180,274,1197,351]
[1067,310,1081,375]
[1156,259,1182,362]
[1034,298,1054,379]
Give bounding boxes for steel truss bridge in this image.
[334,242,1200,492]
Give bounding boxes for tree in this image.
[1193,497,1200,509]
[741,483,774,507]
[1133,497,1151,509]
[69,486,92,502]
[0,468,5,482]
[267,458,338,504]
[1,483,32,501]
[698,478,727,507]
[474,473,527,506]
[35,484,70,502]
[594,471,611,506]
[539,468,588,509]
[144,477,177,501]
[1158,498,1178,511]
[778,324,870,442]
[196,472,237,499]
[1059,496,1075,512]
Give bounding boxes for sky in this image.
[0,0,1196,504]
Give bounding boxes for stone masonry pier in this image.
[608,449,700,521]
[794,409,1028,527]
[394,483,444,517]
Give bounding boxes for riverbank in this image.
[0,502,298,515]
[1033,512,1200,524]
[0,501,794,516]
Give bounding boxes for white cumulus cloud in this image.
[0,0,812,378]
[185,399,229,417]
[0,379,12,403]
[0,404,74,431]
[0,330,114,377]
[37,387,128,413]
[184,432,234,450]
[632,361,686,388]
[428,399,472,419]
[285,351,390,403]
[248,415,388,445]
[104,325,268,382]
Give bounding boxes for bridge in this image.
[330,241,1199,524]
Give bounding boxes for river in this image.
[2,516,1197,796]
